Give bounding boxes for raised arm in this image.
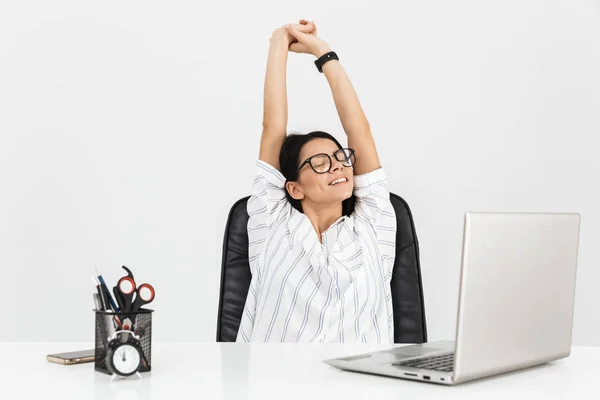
[260,21,315,171]
[285,23,381,176]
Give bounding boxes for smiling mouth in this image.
[329,177,348,186]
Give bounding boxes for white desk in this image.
[1,342,598,399]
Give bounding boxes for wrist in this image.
[269,29,290,46]
[313,49,339,73]
[313,44,332,58]
[268,36,290,55]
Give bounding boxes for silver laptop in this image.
[324,212,581,385]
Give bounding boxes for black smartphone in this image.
[46,349,95,365]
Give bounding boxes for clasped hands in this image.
[271,19,330,58]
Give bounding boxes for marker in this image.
[93,293,102,310]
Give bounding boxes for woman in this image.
[237,20,397,343]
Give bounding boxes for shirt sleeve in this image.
[353,167,393,225]
[352,167,397,273]
[246,159,288,275]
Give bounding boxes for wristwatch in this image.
[314,51,339,73]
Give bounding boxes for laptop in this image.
[324,212,581,385]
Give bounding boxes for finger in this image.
[294,23,313,34]
[304,21,315,34]
[285,24,302,40]
[298,21,316,36]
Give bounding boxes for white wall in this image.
[1,0,598,345]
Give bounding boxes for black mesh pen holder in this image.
[94,309,153,376]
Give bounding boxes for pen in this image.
[95,269,123,329]
[91,276,107,310]
[96,269,120,313]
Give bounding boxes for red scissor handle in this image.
[118,277,136,295]
[137,283,155,303]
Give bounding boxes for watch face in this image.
[111,343,141,376]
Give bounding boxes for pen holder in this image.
[94,309,153,376]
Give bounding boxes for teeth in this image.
[330,178,347,186]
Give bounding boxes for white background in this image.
[1,1,598,344]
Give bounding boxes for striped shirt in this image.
[236,159,397,343]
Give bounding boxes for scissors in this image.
[113,266,155,316]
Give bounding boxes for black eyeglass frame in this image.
[293,147,356,176]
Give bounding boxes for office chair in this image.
[216,193,427,343]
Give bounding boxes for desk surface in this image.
[2,342,599,399]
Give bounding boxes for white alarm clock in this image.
[105,330,143,378]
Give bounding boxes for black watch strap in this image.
[314,51,339,73]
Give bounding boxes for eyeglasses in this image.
[294,147,356,176]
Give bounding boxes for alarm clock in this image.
[105,330,143,378]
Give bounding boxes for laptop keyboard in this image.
[393,353,455,372]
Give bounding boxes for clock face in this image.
[111,344,141,375]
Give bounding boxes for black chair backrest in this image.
[216,193,427,343]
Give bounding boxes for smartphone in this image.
[46,349,95,365]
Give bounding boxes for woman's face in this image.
[286,138,354,206]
